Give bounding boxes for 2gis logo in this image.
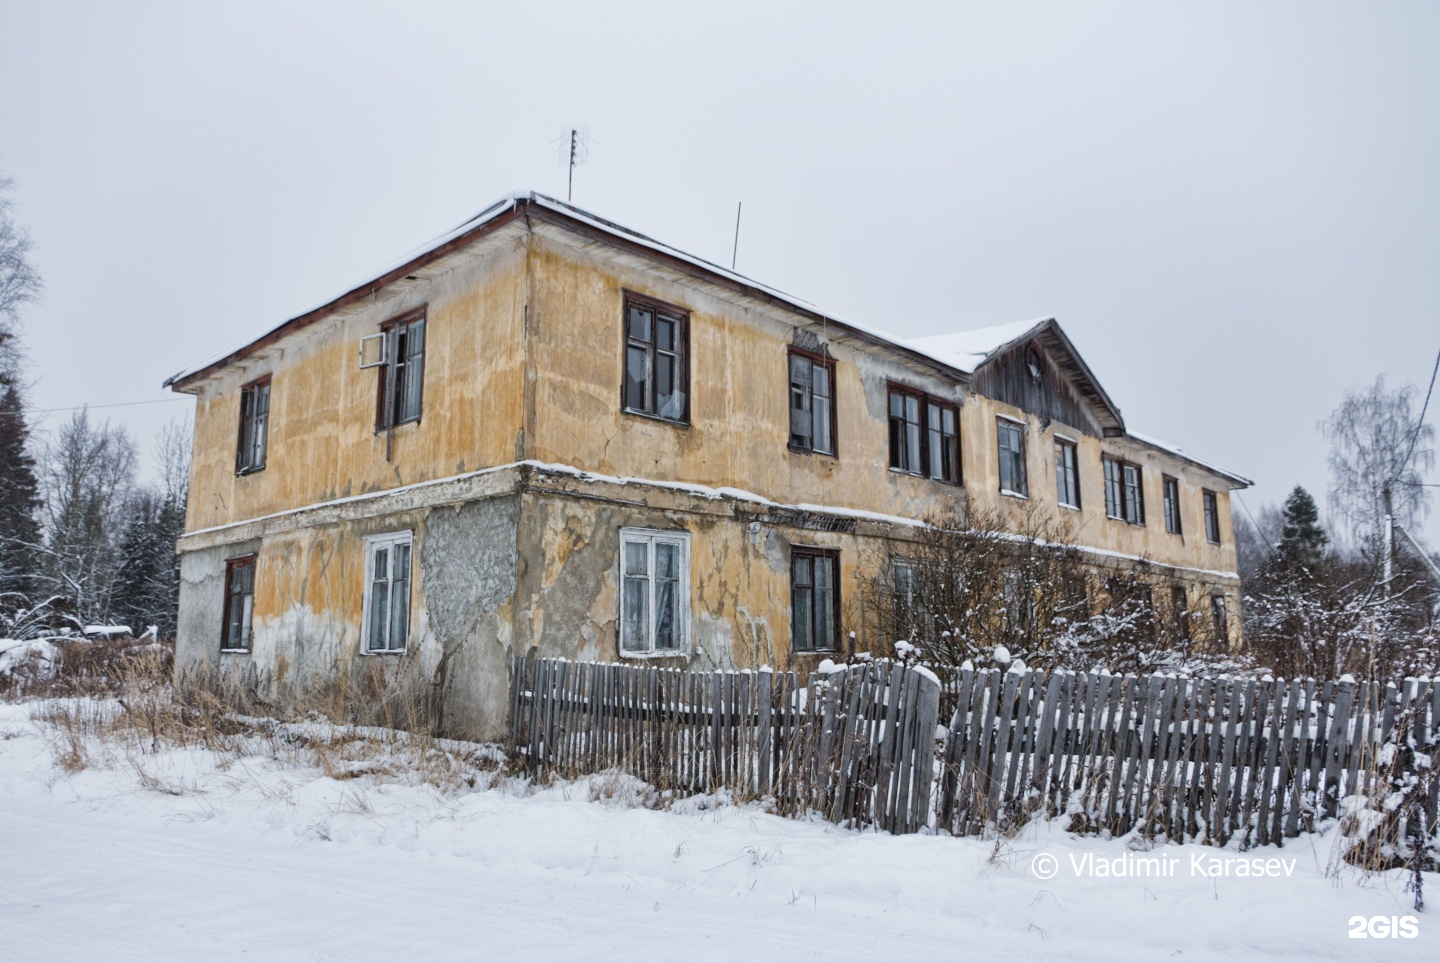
[1347,915,1419,939]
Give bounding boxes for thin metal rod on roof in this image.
[731,201,742,271]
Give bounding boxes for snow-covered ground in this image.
[0,701,1432,962]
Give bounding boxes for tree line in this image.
[1,176,188,641]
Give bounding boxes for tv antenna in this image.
[554,126,592,203]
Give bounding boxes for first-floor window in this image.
[1203,490,1221,544]
[1054,439,1079,509]
[364,531,413,653]
[892,559,916,640]
[997,418,1027,496]
[222,555,256,652]
[791,548,839,653]
[620,528,690,655]
[1211,593,1227,642]
[1171,585,1189,641]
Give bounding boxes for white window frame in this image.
[362,530,414,654]
[618,528,691,657]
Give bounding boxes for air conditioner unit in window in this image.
[359,333,388,369]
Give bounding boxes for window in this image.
[623,294,688,423]
[892,559,916,640]
[375,309,425,430]
[1171,585,1189,642]
[1203,490,1221,544]
[1163,476,1181,535]
[221,555,256,652]
[619,528,691,655]
[1103,456,1145,525]
[791,548,839,653]
[1211,594,1228,642]
[1054,438,1080,509]
[997,418,1027,497]
[236,378,270,474]
[788,350,835,455]
[364,532,413,653]
[888,387,959,483]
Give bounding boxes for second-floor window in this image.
[1104,456,1145,524]
[236,377,270,474]
[1203,490,1221,544]
[788,350,835,455]
[623,294,689,423]
[888,387,959,483]
[997,417,1027,497]
[376,309,425,430]
[1163,476,1182,534]
[1054,438,1079,509]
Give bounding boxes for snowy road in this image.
[0,704,1433,962]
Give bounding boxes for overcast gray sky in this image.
[2,1,1437,545]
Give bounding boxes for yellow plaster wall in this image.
[185,236,528,532]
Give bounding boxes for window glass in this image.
[223,557,256,651]
[1054,440,1079,508]
[619,529,690,655]
[376,313,425,430]
[237,380,270,473]
[623,298,688,423]
[791,550,837,653]
[998,420,1027,496]
[365,533,412,652]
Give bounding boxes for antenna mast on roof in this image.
[555,126,591,203]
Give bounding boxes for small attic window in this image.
[1025,346,1043,381]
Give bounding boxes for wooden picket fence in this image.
[508,654,941,834]
[938,668,1440,845]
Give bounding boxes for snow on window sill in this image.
[1058,501,1081,512]
[1000,489,1029,500]
[219,648,252,655]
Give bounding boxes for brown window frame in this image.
[235,376,271,475]
[1203,489,1221,544]
[374,306,426,432]
[788,348,837,457]
[621,291,690,426]
[1162,476,1182,535]
[887,383,961,485]
[1053,437,1080,509]
[791,547,840,654]
[220,554,256,653]
[1103,455,1145,525]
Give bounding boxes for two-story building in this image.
[165,191,1250,739]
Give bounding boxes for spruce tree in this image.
[111,489,183,639]
[1277,485,1328,570]
[0,376,42,601]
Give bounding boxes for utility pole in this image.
[1382,484,1394,589]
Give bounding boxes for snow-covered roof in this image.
[905,319,1053,375]
[1126,432,1253,488]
